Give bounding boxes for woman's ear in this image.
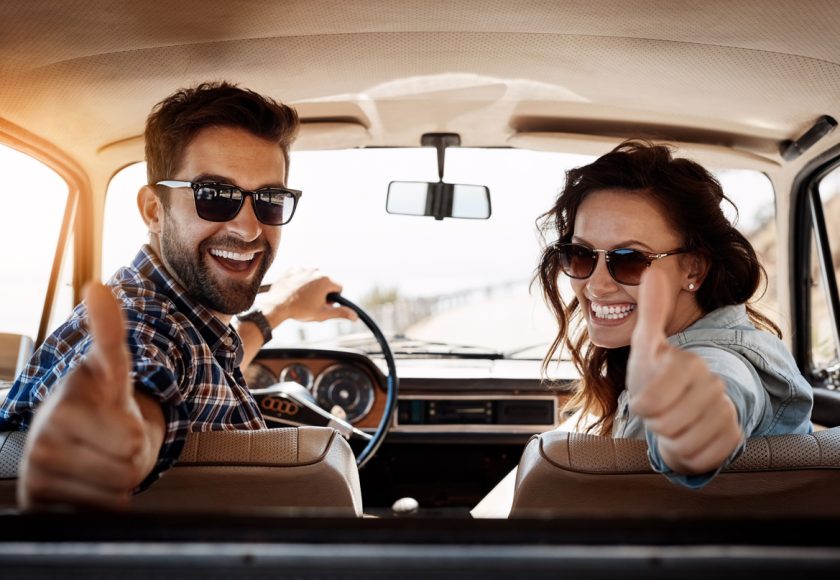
[684,252,709,291]
[137,185,162,234]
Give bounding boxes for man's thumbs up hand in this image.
[19,283,162,510]
[81,282,133,406]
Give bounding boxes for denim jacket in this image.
[612,303,814,488]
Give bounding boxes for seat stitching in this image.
[813,432,823,464]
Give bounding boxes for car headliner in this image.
[2,0,840,184]
[2,5,840,570]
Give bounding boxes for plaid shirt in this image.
[0,245,266,488]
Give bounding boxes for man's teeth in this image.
[209,249,256,261]
[591,303,635,320]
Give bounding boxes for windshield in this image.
[102,148,775,359]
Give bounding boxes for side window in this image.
[47,232,76,334]
[811,168,840,374]
[717,170,778,324]
[0,144,70,340]
[102,163,148,281]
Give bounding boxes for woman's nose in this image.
[586,255,619,297]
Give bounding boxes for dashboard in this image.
[245,348,573,437]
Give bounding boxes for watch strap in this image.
[237,310,273,345]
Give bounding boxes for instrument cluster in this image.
[244,355,379,424]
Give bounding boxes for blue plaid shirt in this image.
[0,245,266,489]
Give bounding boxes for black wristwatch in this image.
[236,310,273,345]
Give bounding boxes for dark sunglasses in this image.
[555,242,686,286]
[156,180,302,226]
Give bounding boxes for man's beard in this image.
[160,228,273,315]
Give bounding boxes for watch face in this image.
[278,363,315,391]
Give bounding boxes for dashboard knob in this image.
[391,496,420,517]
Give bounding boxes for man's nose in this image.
[226,195,262,241]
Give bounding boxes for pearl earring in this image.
[688,283,696,291]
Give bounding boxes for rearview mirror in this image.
[386,181,491,220]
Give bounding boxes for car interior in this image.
[1,1,840,577]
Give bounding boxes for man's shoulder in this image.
[107,252,182,315]
[106,268,216,357]
[109,272,173,316]
[106,247,195,324]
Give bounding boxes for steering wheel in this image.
[326,292,399,468]
[250,291,399,469]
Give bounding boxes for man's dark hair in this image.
[144,81,299,198]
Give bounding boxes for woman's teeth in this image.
[209,248,256,261]
[591,303,635,320]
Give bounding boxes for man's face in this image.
[152,125,286,316]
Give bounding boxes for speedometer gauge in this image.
[243,363,278,390]
[313,364,375,423]
[279,362,314,390]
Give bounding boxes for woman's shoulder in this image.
[669,305,803,379]
[684,304,751,332]
[670,306,811,401]
[669,305,783,351]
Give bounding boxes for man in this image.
[0,82,356,509]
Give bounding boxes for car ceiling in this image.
[1,0,840,190]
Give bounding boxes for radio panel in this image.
[394,395,558,433]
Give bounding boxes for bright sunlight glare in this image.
[0,144,68,339]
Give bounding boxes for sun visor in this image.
[295,121,371,150]
[508,132,780,172]
[97,119,371,165]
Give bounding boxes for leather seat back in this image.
[0,333,33,383]
[510,428,840,517]
[0,426,362,516]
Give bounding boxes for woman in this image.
[536,140,813,488]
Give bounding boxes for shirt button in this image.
[223,337,233,347]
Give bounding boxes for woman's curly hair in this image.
[536,140,778,435]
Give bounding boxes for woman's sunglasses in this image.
[555,242,685,286]
[156,180,302,226]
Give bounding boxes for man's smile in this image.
[208,247,261,274]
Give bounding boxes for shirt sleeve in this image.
[644,345,766,489]
[0,315,94,430]
[122,308,192,492]
[0,298,192,492]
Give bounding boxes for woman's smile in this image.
[589,301,636,322]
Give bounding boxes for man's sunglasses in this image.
[156,180,302,226]
[555,242,686,286]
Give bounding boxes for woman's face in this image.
[569,188,703,349]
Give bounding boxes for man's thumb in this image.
[83,282,131,404]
